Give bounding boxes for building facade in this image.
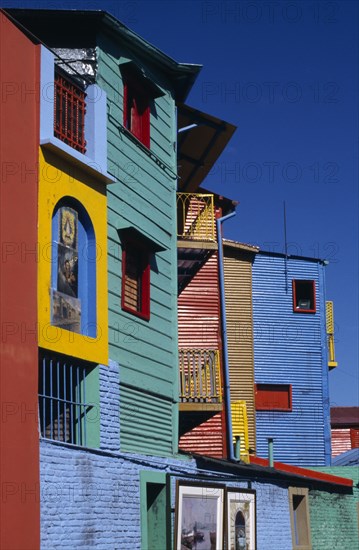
[0,8,356,550]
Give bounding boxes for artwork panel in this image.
[51,289,81,334]
[59,206,78,249]
[175,484,224,550]
[57,243,78,298]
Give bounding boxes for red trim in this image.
[123,79,150,148]
[255,383,292,412]
[249,456,353,487]
[292,279,316,313]
[121,238,150,321]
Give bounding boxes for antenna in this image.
[283,201,288,293]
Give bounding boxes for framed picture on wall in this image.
[175,482,224,550]
[226,489,256,550]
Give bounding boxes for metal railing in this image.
[54,71,87,154]
[39,353,93,446]
[177,193,216,242]
[179,349,222,403]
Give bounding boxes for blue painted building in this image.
[252,251,333,466]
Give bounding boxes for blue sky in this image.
[3,0,358,405]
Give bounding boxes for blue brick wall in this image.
[100,360,120,452]
[253,482,292,550]
[40,440,294,549]
[39,362,293,549]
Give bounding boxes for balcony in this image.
[179,349,222,412]
[177,193,218,293]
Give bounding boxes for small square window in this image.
[255,384,292,411]
[123,79,150,148]
[121,240,150,320]
[292,280,316,313]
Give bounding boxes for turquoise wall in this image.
[309,467,359,549]
[96,31,179,456]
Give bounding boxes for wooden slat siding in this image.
[97,34,178,455]
[331,429,352,457]
[97,44,174,165]
[179,413,224,458]
[178,252,225,457]
[223,249,256,451]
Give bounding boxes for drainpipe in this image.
[216,211,237,461]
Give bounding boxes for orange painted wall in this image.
[0,12,40,549]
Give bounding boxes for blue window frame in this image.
[51,197,97,337]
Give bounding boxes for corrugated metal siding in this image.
[231,401,249,460]
[97,38,178,456]
[223,250,256,451]
[331,429,352,456]
[178,253,220,349]
[350,428,359,448]
[252,253,329,466]
[179,413,224,458]
[178,253,224,457]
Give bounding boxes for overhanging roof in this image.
[177,103,237,192]
[4,8,202,102]
[331,407,359,427]
[189,453,353,491]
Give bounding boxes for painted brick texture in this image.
[309,467,359,550]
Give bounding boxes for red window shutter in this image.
[350,428,359,448]
[255,384,292,411]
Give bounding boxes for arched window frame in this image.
[51,197,97,338]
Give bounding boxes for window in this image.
[292,280,316,313]
[255,384,292,411]
[54,69,86,154]
[288,488,312,550]
[51,199,96,337]
[123,77,150,148]
[38,351,95,446]
[121,239,150,320]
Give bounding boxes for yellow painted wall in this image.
[38,148,108,365]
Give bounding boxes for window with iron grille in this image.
[121,240,150,320]
[38,351,94,446]
[54,69,87,154]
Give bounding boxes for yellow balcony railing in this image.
[179,349,222,403]
[326,301,338,368]
[177,193,216,242]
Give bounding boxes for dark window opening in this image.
[54,69,87,154]
[123,79,150,148]
[292,280,316,313]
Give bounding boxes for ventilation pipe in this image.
[216,211,237,461]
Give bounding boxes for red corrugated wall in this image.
[178,251,225,458]
[0,13,40,549]
[331,428,351,457]
[350,428,359,449]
